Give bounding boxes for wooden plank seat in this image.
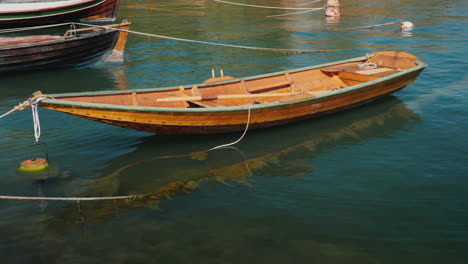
[247,80,292,93]
[321,61,400,77]
[320,62,362,73]
[335,71,381,86]
[331,75,348,88]
[176,85,225,108]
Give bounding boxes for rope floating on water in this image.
[75,22,340,54]
[267,8,324,18]
[334,20,400,30]
[0,21,341,53]
[0,195,137,201]
[297,0,323,6]
[211,0,320,10]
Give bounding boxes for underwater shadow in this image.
[44,96,421,225]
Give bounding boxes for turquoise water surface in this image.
[1,0,467,263]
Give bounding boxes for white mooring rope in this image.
[0,195,136,201]
[0,21,341,53]
[212,0,320,10]
[334,20,401,31]
[297,0,323,6]
[31,102,41,143]
[74,22,340,54]
[29,95,49,143]
[267,8,324,18]
[209,107,251,151]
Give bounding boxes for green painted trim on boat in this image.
[45,55,369,98]
[41,56,427,114]
[0,0,106,20]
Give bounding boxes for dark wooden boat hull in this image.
[0,29,120,73]
[39,51,427,135]
[0,0,120,29]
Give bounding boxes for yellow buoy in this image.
[19,158,49,172]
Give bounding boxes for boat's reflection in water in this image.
[49,97,419,223]
[105,66,129,90]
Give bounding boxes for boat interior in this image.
[57,52,419,108]
[0,35,63,47]
[0,21,130,48]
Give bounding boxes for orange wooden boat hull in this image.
[38,51,427,135]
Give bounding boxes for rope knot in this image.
[29,91,52,105]
[13,101,30,111]
[357,53,377,70]
[1,99,31,119]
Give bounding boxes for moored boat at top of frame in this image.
[0,20,130,73]
[0,0,121,28]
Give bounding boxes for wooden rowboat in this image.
[0,20,130,73]
[0,0,120,28]
[36,51,426,135]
